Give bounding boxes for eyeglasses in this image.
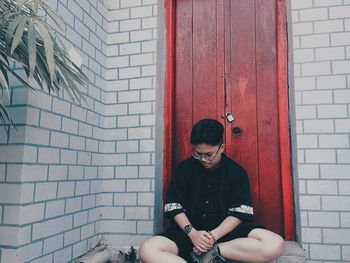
[192,143,222,161]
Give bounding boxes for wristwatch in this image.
[183,224,193,234]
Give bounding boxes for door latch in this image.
[224,112,235,123]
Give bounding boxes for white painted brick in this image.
[75,181,90,196]
[142,40,156,52]
[142,17,157,29]
[316,47,345,61]
[140,139,155,152]
[142,65,156,76]
[115,166,138,178]
[127,153,150,165]
[0,145,37,163]
[66,197,82,213]
[130,29,153,42]
[7,164,47,182]
[119,67,141,79]
[317,75,347,89]
[43,234,63,254]
[0,226,20,246]
[32,254,53,263]
[321,164,350,179]
[99,220,136,233]
[294,49,314,63]
[35,182,57,201]
[332,61,350,74]
[0,183,29,204]
[58,182,75,198]
[69,135,85,150]
[120,19,141,31]
[131,6,153,18]
[85,167,98,179]
[18,240,43,262]
[114,193,137,206]
[137,221,153,234]
[341,212,350,227]
[82,195,96,209]
[297,134,318,148]
[120,43,141,55]
[104,104,128,117]
[140,115,155,126]
[307,180,338,194]
[292,22,313,36]
[296,105,316,119]
[299,8,328,22]
[117,141,139,153]
[305,149,336,163]
[299,195,321,210]
[301,34,330,48]
[301,61,331,76]
[317,105,347,118]
[302,228,322,242]
[46,199,65,218]
[322,196,350,211]
[68,166,84,180]
[62,117,79,134]
[302,90,333,104]
[125,207,149,219]
[51,131,69,148]
[331,32,350,46]
[343,246,350,261]
[292,10,299,23]
[131,53,153,66]
[139,166,155,178]
[60,149,78,165]
[101,180,125,192]
[53,247,72,263]
[81,223,95,239]
[304,120,334,133]
[129,102,152,114]
[64,228,80,246]
[130,77,153,89]
[334,90,350,103]
[293,36,300,49]
[118,91,140,103]
[329,5,350,19]
[314,0,342,6]
[33,215,72,240]
[335,119,350,132]
[74,211,88,227]
[339,180,350,194]
[127,179,151,192]
[138,192,154,206]
[324,229,350,243]
[117,116,139,127]
[310,244,341,260]
[77,151,92,165]
[38,147,59,164]
[97,167,115,179]
[295,77,316,90]
[315,20,344,33]
[338,149,350,163]
[319,134,349,148]
[120,0,141,8]
[291,0,312,9]
[128,127,152,139]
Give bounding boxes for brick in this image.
[130,77,153,89]
[321,165,350,179]
[291,0,312,9]
[101,180,125,192]
[331,32,350,46]
[310,244,341,260]
[332,61,350,74]
[66,197,82,213]
[33,215,72,240]
[68,166,84,180]
[129,102,152,114]
[317,105,347,118]
[292,22,313,36]
[115,166,138,178]
[118,91,140,103]
[138,192,154,206]
[301,61,331,76]
[114,193,137,206]
[0,183,30,204]
[35,182,57,201]
[67,0,83,19]
[125,207,149,219]
[117,141,139,153]
[77,151,92,165]
[317,75,347,89]
[140,139,154,152]
[62,117,78,134]
[304,119,334,133]
[120,43,141,55]
[330,5,350,19]
[294,49,314,63]
[339,181,350,194]
[324,229,350,243]
[32,254,53,263]
[140,115,155,126]
[315,20,344,33]
[75,181,90,196]
[58,182,75,198]
[127,179,151,192]
[128,153,151,165]
[299,8,328,22]
[314,0,342,6]
[297,135,318,149]
[18,240,43,262]
[319,134,349,148]
[338,150,350,163]
[322,196,350,211]
[302,228,322,242]
[119,67,141,79]
[120,19,141,31]
[296,105,316,119]
[82,195,96,209]
[51,131,69,148]
[301,34,330,48]
[139,166,155,178]
[131,6,153,18]
[309,211,339,227]
[334,90,350,103]
[60,149,78,165]
[142,40,157,52]
[343,246,350,261]
[73,211,88,227]
[108,32,129,44]
[0,145,37,163]
[315,47,345,61]
[137,221,153,234]
[43,234,63,254]
[130,53,153,66]
[99,207,124,220]
[53,247,72,263]
[335,119,350,132]
[46,199,65,218]
[305,149,336,163]
[64,228,80,246]
[6,164,47,182]
[299,195,321,210]
[99,220,136,233]
[0,226,20,246]
[121,0,141,8]
[142,17,157,29]
[128,127,152,139]
[81,223,95,239]
[341,212,350,227]
[108,9,129,21]
[117,116,139,127]
[130,29,153,41]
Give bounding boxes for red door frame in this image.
[163,0,295,241]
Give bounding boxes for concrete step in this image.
[227,241,305,263]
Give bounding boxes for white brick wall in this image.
[291,0,350,262]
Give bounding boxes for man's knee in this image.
[139,236,179,262]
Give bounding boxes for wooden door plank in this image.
[255,0,284,235]
[175,0,193,166]
[228,0,260,222]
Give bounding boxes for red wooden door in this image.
[167,0,293,238]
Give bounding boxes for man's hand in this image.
[188,229,215,253]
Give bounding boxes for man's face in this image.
[192,143,225,169]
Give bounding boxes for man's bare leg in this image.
[139,236,187,263]
[218,228,284,263]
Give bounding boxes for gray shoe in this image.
[190,244,226,263]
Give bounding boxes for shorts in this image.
[158,222,265,262]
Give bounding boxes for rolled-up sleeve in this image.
[164,165,187,218]
[227,170,254,222]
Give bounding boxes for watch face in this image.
[183,224,192,234]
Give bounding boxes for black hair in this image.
[190,119,224,146]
